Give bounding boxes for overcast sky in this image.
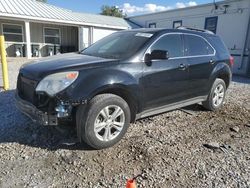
[47,0,212,16]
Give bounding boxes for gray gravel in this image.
[0,58,250,188]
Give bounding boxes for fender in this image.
[208,61,232,89]
[57,64,143,112]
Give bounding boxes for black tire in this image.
[202,78,227,111]
[76,94,131,149]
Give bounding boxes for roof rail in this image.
[177,26,215,35]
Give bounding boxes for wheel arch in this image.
[210,62,232,89]
[93,85,140,123]
[217,72,230,89]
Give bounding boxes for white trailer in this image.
[128,0,250,76]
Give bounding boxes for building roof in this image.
[128,0,246,18]
[0,0,131,29]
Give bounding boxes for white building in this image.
[0,0,133,58]
[128,0,250,76]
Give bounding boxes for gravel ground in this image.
[0,58,250,188]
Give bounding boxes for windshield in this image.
[81,31,154,60]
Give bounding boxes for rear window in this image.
[184,34,214,56]
[208,36,230,57]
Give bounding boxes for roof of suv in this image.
[123,28,215,37]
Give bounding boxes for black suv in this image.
[16,28,233,149]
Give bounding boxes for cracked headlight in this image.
[36,71,79,96]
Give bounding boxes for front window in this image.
[82,31,154,59]
[2,24,23,42]
[44,28,60,44]
[150,34,184,58]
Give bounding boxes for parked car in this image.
[16,27,233,149]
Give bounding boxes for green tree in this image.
[100,5,125,18]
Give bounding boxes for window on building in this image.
[205,17,218,34]
[2,24,23,42]
[150,34,184,58]
[173,20,182,29]
[184,34,214,56]
[149,23,156,28]
[44,28,60,44]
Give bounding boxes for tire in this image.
[202,78,227,111]
[76,94,131,149]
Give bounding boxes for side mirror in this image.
[144,53,152,64]
[145,50,169,64]
[151,50,169,60]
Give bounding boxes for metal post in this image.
[89,27,94,45]
[0,35,9,90]
[25,21,32,59]
[78,26,84,51]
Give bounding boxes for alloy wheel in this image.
[212,84,225,107]
[94,105,125,142]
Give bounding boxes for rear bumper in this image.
[15,93,58,125]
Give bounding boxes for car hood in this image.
[20,53,118,80]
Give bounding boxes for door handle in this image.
[209,59,215,65]
[179,64,188,70]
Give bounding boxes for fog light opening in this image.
[55,102,72,118]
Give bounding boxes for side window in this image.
[150,34,183,58]
[44,28,60,44]
[173,20,182,29]
[205,17,218,34]
[184,35,214,56]
[149,23,156,28]
[2,24,23,42]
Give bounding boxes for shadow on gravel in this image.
[0,90,93,151]
[232,76,250,84]
[0,90,207,151]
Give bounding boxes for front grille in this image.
[17,74,38,105]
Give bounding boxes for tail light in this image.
[229,56,234,67]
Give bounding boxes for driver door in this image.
[141,34,190,110]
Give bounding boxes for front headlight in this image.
[36,71,79,96]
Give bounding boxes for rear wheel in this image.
[76,94,131,149]
[202,78,226,111]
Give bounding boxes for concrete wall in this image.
[129,0,250,76]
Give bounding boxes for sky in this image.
[47,0,212,16]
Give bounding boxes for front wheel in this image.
[76,94,131,149]
[202,78,227,111]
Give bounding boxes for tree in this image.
[100,5,125,18]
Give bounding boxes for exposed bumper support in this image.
[15,93,58,125]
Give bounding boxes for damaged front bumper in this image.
[15,93,58,126]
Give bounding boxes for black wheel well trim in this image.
[93,87,140,123]
[210,63,232,89]
[217,73,231,88]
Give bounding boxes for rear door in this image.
[183,34,216,97]
[142,33,190,110]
